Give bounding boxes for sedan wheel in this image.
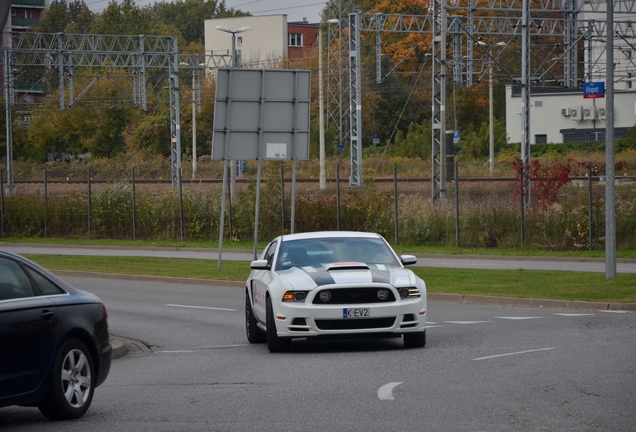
[39,338,95,420]
[246,290,266,343]
[266,296,291,353]
[403,330,426,348]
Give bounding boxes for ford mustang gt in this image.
[245,231,427,352]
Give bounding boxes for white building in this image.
[505,86,636,143]
[204,15,288,69]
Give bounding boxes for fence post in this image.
[520,165,525,247]
[281,162,285,231]
[132,167,136,241]
[336,164,341,231]
[179,167,184,242]
[87,169,92,237]
[455,162,460,247]
[227,165,232,241]
[588,165,593,251]
[44,169,48,237]
[0,169,4,239]
[393,163,399,244]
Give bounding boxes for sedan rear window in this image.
[0,257,34,300]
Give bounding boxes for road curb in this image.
[110,336,128,359]
[427,293,636,310]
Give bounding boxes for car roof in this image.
[278,231,383,242]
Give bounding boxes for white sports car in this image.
[245,231,427,352]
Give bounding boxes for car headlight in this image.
[283,291,307,302]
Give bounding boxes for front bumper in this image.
[271,295,426,338]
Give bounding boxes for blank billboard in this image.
[212,68,311,161]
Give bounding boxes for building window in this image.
[288,33,303,47]
[535,134,547,144]
[535,100,543,107]
[12,9,16,16]
[24,10,32,18]
[237,36,243,46]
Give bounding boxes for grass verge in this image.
[24,254,636,304]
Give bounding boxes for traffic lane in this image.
[65,275,246,351]
[1,245,253,262]
[1,279,635,431]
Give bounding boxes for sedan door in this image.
[0,258,59,399]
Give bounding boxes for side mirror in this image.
[250,259,271,270]
[400,255,417,266]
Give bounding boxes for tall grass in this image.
[2,172,635,250]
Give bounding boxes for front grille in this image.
[315,317,396,330]
[312,288,396,304]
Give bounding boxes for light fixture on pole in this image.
[478,41,506,175]
[215,25,251,201]
[318,19,339,190]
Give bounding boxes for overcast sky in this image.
[85,0,327,23]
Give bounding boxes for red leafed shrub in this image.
[509,158,573,212]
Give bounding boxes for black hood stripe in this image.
[302,266,392,286]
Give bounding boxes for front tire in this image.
[246,290,266,343]
[39,338,95,420]
[266,296,291,353]
[403,330,426,348]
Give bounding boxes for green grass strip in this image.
[4,237,636,259]
[24,254,636,304]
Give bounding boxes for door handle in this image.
[40,310,55,321]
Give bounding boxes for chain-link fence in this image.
[1,161,634,250]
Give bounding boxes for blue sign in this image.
[453,130,460,143]
[583,82,605,99]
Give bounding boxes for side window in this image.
[263,241,278,266]
[0,257,34,301]
[24,267,65,296]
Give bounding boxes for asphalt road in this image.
[1,276,635,431]
[2,244,636,273]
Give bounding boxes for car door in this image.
[0,257,59,399]
[251,241,277,323]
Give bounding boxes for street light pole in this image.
[215,25,251,201]
[488,55,494,174]
[318,19,339,191]
[478,41,505,175]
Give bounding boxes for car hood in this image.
[278,263,414,290]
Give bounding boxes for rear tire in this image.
[246,290,266,343]
[403,330,426,348]
[38,338,95,420]
[266,296,291,353]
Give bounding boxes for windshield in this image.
[276,237,400,270]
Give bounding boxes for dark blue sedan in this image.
[0,250,111,420]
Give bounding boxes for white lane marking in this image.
[377,382,403,400]
[443,321,491,324]
[426,325,442,328]
[553,313,595,316]
[495,316,544,320]
[599,310,629,314]
[473,347,556,361]
[158,350,196,353]
[166,304,236,312]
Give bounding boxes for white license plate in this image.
[343,308,370,318]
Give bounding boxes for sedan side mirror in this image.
[400,255,417,266]
[250,259,271,270]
